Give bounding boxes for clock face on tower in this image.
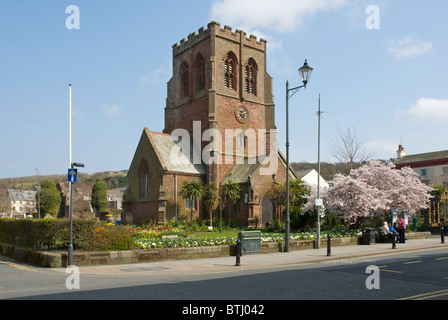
[235,106,249,123]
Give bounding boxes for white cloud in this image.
[139,60,171,87]
[387,36,433,59]
[102,105,122,117]
[396,98,448,123]
[366,139,398,159]
[209,0,349,33]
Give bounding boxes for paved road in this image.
[1,243,448,303]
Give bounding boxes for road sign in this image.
[68,168,78,183]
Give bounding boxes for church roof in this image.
[221,159,261,184]
[221,151,297,185]
[146,130,206,175]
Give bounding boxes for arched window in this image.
[245,59,257,95]
[180,62,190,96]
[196,54,205,90]
[224,52,237,90]
[139,160,150,200]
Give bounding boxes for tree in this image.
[315,160,433,227]
[202,182,218,228]
[325,174,382,227]
[268,179,311,230]
[218,180,240,231]
[91,179,108,214]
[329,125,372,172]
[36,179,62,218]
[179,179,203,221]
[351,160,432,214]
[269,179,310,209]
[389,165,433,214]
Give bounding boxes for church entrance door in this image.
[262,196,274,226]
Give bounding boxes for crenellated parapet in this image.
[172,21,267,55]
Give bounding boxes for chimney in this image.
[397,145,406,159]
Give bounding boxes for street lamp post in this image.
[285,60,313,252]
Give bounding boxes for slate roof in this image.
[147,130,206,175]
[7,189,36,202]
[221,152,297,185]
[221,158,261,184]
[394,150,448,165]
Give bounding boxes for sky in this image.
[1,0,447,179]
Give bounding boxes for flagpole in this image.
[69,84,72,166]
[68,84,73,266]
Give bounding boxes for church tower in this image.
[124,22,292,226]
[164,22,277,187]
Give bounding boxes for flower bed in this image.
[129,228,362,249]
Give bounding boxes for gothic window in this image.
[224,53,237,90]
[180,62,190,96]
[238,132,245,148]
[139,160,150,200]
[196,54,205,90]
[245,59,257,95]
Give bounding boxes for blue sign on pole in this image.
[68,168,78,183]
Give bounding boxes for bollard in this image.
[392,231,396,249]
[326,233,331,256]
[235,238,241,266]
[441,225,445,244]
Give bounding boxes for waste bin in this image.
[238,230,261,255]
[361,228,376,245]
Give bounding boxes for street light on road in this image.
[285,60,313,252]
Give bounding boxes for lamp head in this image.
[71,162,85,168]
[299,59,313,86]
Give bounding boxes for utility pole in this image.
[316,94,322,248]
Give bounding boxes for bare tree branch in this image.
[329,125,372,171]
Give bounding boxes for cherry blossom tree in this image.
[351,160,432,214]
[325,173,383,226]
[303,160,433,226]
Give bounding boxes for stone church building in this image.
[122,22,296,226]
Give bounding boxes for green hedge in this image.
[0,219,134,251]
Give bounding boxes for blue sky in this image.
[1,0,447,179]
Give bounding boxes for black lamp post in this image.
[285,60,313,252]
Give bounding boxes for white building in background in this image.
[6,189,37,218]
[295,169,329,189]
[394,145,448,186]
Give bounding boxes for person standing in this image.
[397,215,406,243]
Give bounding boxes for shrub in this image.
[36,180,62,217]
[87,225,134,251]
[0,219,133,251]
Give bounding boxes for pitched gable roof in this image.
[395,150,448,164]
[221,151,297,185]
[145,129,206,175]
[394,149,448,167]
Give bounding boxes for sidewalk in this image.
[66,237,448,277]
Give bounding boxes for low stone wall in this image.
[0,233,430,268]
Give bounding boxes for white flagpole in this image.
[69,84,72,166]
[68,83,73,266]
